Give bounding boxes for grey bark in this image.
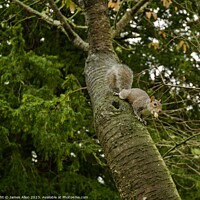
[83,0,181,199]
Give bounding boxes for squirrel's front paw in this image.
[142,119,147,125]
[136,116,147,125]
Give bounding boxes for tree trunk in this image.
[83,0,181,199]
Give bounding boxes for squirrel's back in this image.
[126,88,149,104]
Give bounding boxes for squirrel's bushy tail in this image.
[106,64,133,92]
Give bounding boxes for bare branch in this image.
[160,73,200,90]
[163,132,200,158]
[47,0,88,51]
[13,0,88,51]
[47,0,75,36]
[13,0,60,26]
[112,0,150,37]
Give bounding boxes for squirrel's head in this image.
[149,96,162,118]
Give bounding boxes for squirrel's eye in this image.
[153,102,157,107]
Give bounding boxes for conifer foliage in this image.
[0,24,118,198]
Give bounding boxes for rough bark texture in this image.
[83,0,113,53]
[83,0,181,199]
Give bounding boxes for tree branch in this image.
[13,0,60,26]
[47,0,88,51]
[160,73,200,90]
[112,0,150,37]
[13,0,88,51]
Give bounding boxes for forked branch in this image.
[112,0,150,37]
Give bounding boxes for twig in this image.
[163,132,200,158]
[159,71,200,90]
[71,87,87,94]
[186,164,200,176]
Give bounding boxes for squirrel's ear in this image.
[150,96,155,102]
[159,99,161,102]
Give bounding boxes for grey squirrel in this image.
[106,64,162,124]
